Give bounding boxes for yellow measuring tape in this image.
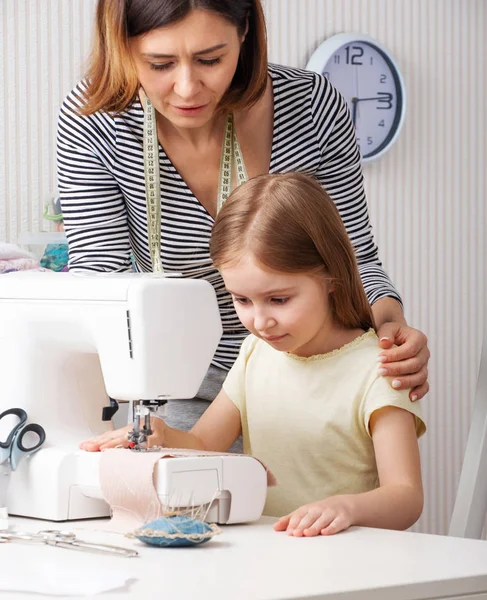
[143,97,248,273]
[143,97,164,273]
[217,112,248,213]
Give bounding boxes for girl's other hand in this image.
[376,323,430,402]
[273,496,354,537]
[79,418,165,452]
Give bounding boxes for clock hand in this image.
[355,96,387,102]
[351,97,358,128]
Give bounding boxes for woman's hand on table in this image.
[376,322,430,402]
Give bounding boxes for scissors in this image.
[0,408,46,521]
[0,529,138,558]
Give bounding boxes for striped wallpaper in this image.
[1,0,486,536]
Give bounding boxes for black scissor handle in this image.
[16,423,46,453]
[0,408,27,449]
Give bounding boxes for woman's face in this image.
[130,9,245,129]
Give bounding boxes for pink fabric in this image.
[0,257,44,273]
[99,449,163,532]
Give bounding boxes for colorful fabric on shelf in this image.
[0,243,46,274]
[40,244,69,272]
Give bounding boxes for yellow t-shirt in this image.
[223,329,426,517]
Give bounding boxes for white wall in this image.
[1,0,486,535]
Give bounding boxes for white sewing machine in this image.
[0,271,268,524]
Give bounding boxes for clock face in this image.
[321,41,404,161]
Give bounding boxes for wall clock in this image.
[306,33,406,163]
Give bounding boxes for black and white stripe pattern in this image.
[57,63,401,370]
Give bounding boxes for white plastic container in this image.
[17,231,67,260]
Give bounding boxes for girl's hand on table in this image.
[274,496,354,537]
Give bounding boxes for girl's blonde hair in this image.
[210,173,376,332]
[78,0,268,116]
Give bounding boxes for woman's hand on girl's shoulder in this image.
[273,496,355,537]
[376,323,430,402]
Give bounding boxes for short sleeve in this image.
[222,334,259,411]
[362,376,426,438]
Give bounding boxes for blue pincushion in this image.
[132,515,220,547]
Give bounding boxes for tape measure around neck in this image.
[217,113,248,213]
[143,97,164,273]
[143,99,248,272]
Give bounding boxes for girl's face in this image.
[221,254,336,358]
[130,9,244,129]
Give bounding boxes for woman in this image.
[57,0,429,438]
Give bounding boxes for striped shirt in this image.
[57,63,401,371]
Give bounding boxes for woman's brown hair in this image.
[210,173,376,332]
[79,0,268,116]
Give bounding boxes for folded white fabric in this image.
[0,550,135,596]
[0,242,34,260]
[0,574,134,597]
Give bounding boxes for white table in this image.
[2,516,487,599]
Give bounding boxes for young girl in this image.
[81,172,426,537]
